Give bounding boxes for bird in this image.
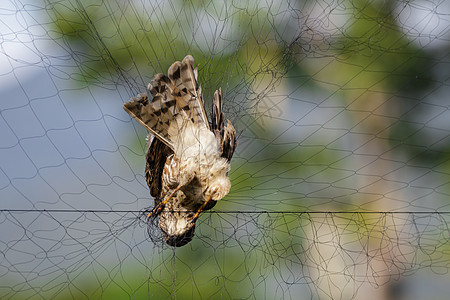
[123,55,237,247]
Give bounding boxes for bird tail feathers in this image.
[123,55,210,150]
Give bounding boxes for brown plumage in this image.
[123,55,237,247]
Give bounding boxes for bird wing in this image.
[123,92,174,149]
[211,88,237,161]
[145,135,173,200]
[221,119,237,161]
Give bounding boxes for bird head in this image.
[203,158,231,201]
[205,175,231,201]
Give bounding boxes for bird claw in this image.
[189,210,201,222]
[146,185,182,219]
[188,198,212,222]
[146,204,164,218]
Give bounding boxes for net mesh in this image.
[0,0,449,299]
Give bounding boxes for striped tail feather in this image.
[123,55,210,149]
[168,55,209,129]
[123,93,176,149]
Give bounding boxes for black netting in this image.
[0,0,449,299]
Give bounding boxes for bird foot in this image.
[146,185,182,219]
[189,198,211,222]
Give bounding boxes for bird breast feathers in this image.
[169,120,219,160]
